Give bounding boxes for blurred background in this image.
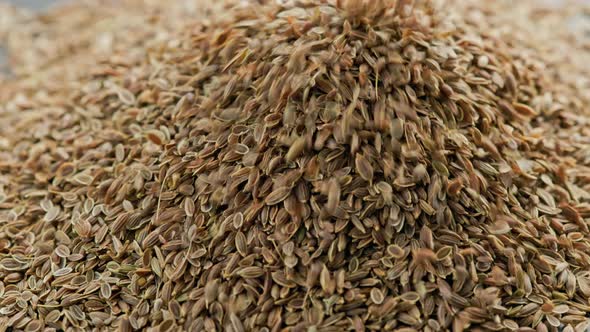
[3,0,58,10]
[0,0,587,76]
[0,0,62,73]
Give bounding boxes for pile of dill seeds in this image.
[1,0,590,331]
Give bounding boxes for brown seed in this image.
[553,304,569,314]
[400,292,420,303]
[326,178,341,215]
[230,313,245,332]
[44,206,61,222]
[117,88,136,105]
[24,320,42,332]
[235,231,248,256]
[100,283,112,299]
[488,218,511,235]
[391,118,404,139]
[53,267,73,277]
[320,264,334,295]
[115,144,126,162]
[236,266,265,278]
[477,55,489,67]
[146,130,166,145]
[355,154,373,183]
[513,102,538,117]
[264,186,292,205]
[233,212,244,229]
[184,198,195,217]
[55,245,71,258]
[56,162,76,178]
[435,246,452,261]
[413,164,427,181]
[370,288,384,304]
[447,177,463,196]
[0,0,587,330]
[285,136,306,162]
[387,245,405,259]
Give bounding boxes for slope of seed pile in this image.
[1,0,590,331]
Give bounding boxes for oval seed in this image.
[387,245,405,259]
[264,186,291,205]
[44,206,61,222]
[355,154,374,182]
[370,288,384,304]
[55,245,71,258]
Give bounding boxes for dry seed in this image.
[116,88,136,105]
[355,154,374,183]
[100,283,112,299]
[235,232,248,256]
[236,267,264,278]
[387,245,405,259]
[477,55,489,67]
[264,186,291,205]
[370,288,384,304]
[115,144,125,162]
[44,206,61,222]
[0,0,588,331]
[53,267,73,277]
[326,178,341,215]
[285,136,306,162]
[55,245,71,258]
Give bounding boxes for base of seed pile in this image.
[0,0,590,331]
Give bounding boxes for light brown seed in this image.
[387,245,405,259]
[117,88,136,105]
[44,206,61,222]
[235,231,248,256]
[370,288,384,304]
[264,186,291,205]
[355,154,373,183]
[55,245,71,258]
[285,136,306,162]
[53,267,73,277]
[115,144,125,162]
[100,282,112,299]
[326,178,340,215]
[236,266,264,278]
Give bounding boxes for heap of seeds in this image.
[1,0,590,331]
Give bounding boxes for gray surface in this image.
[1,0,58,11]
[0,47,7,75]
[0,47,6,74]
